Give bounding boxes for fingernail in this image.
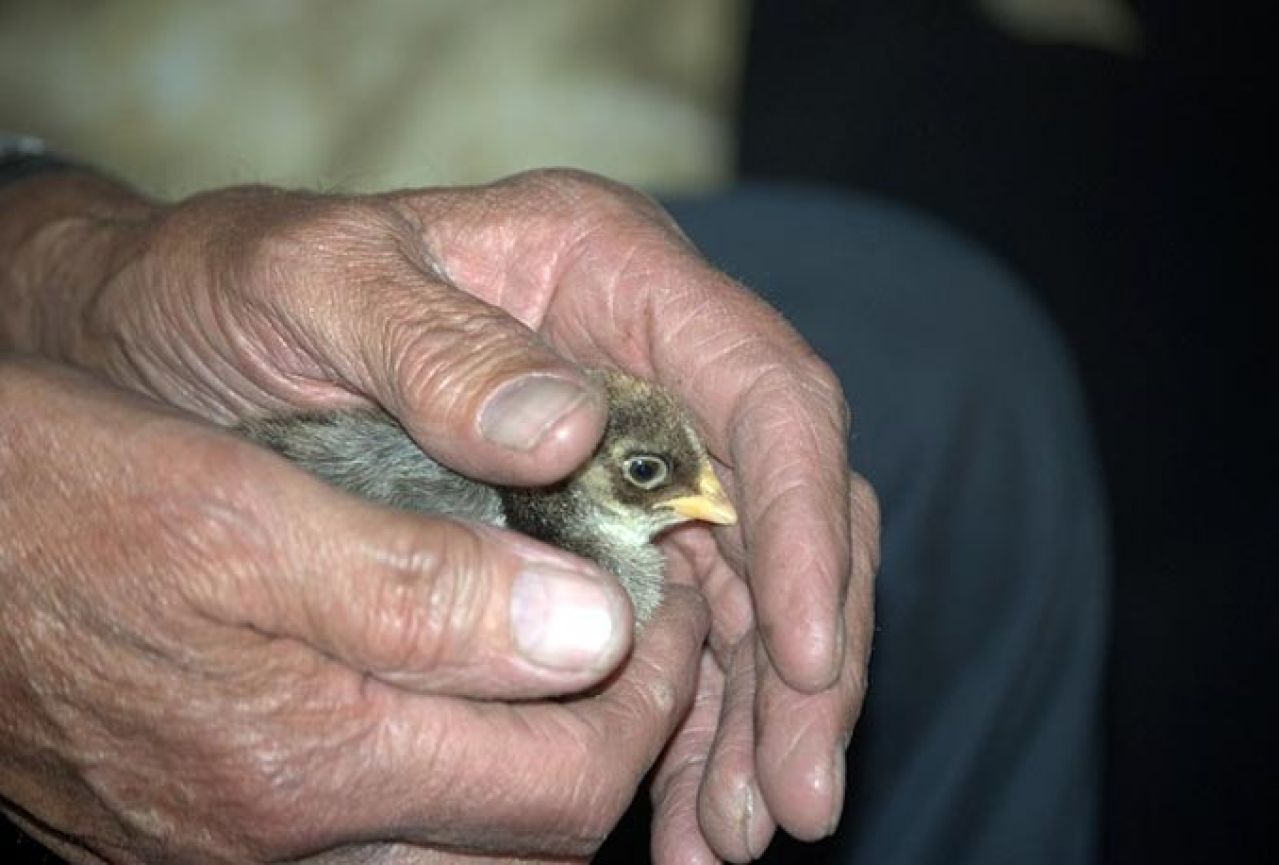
[480,375,590,451]
[828,614,849,685]
[739,782,773,859]
[784,734,847,840]
[814,614,849,691]
[511,565,620,671]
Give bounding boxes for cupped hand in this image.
[394,171,879,859]
[1,167,879,861]
[0,360,707,863]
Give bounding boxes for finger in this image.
[268,220,608,486]
[664,523,754,665]
[555,223,852,691]
[189,445,635,699]
[696,639,776,862]
[753,484,877,839]
[567,584,711,778]
[699,345,851,694]
[293,585,710,858]
[753,642,857,841]
[651,651,725,865]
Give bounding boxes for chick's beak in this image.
[662,465,738,526]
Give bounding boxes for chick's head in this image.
[494,370,737,620]
[571,370,737,539]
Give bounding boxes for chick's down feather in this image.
[237,370,736,622]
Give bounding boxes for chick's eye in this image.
[623,455,670,489]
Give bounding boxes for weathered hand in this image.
[1,167,879,861]
[0,360,707,863]
[391,171,880,859]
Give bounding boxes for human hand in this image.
[0,359,708,863]
[0,168,879,861]
[378,171,878,861]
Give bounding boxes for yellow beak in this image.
[662,464,738,526]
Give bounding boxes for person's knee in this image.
[667,182,1087,435]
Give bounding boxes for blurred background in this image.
[2,1,1269,862]
[1,0,747,195]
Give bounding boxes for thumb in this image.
[308,250,606,487]
[206,468,635,699]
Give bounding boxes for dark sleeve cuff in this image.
[0,135,85,190]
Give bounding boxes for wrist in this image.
[0,169,160,359]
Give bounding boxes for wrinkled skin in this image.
[0,169,879,863]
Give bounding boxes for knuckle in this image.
[129,425,290,618]
[796,353,851,431]
[504,167,670,229]
[849,471,882,576]
[145,429,273,554]
[191,188,442,291]
[361,523,493,673]
[380,299,530,416]
[203,191,408,288]
[510,166,613,202]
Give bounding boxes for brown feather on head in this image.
[581,369,736,529]
[499,368,736,620]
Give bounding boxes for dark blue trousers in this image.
[666,185,1110,865]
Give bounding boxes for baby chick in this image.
[237,370,736,621]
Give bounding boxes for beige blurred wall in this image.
[1,0,747,198]
[1,1,1141,199]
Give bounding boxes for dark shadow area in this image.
[737,2,1270,862]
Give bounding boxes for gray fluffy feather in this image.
[240,411,507,526]
[235,379,700,623]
